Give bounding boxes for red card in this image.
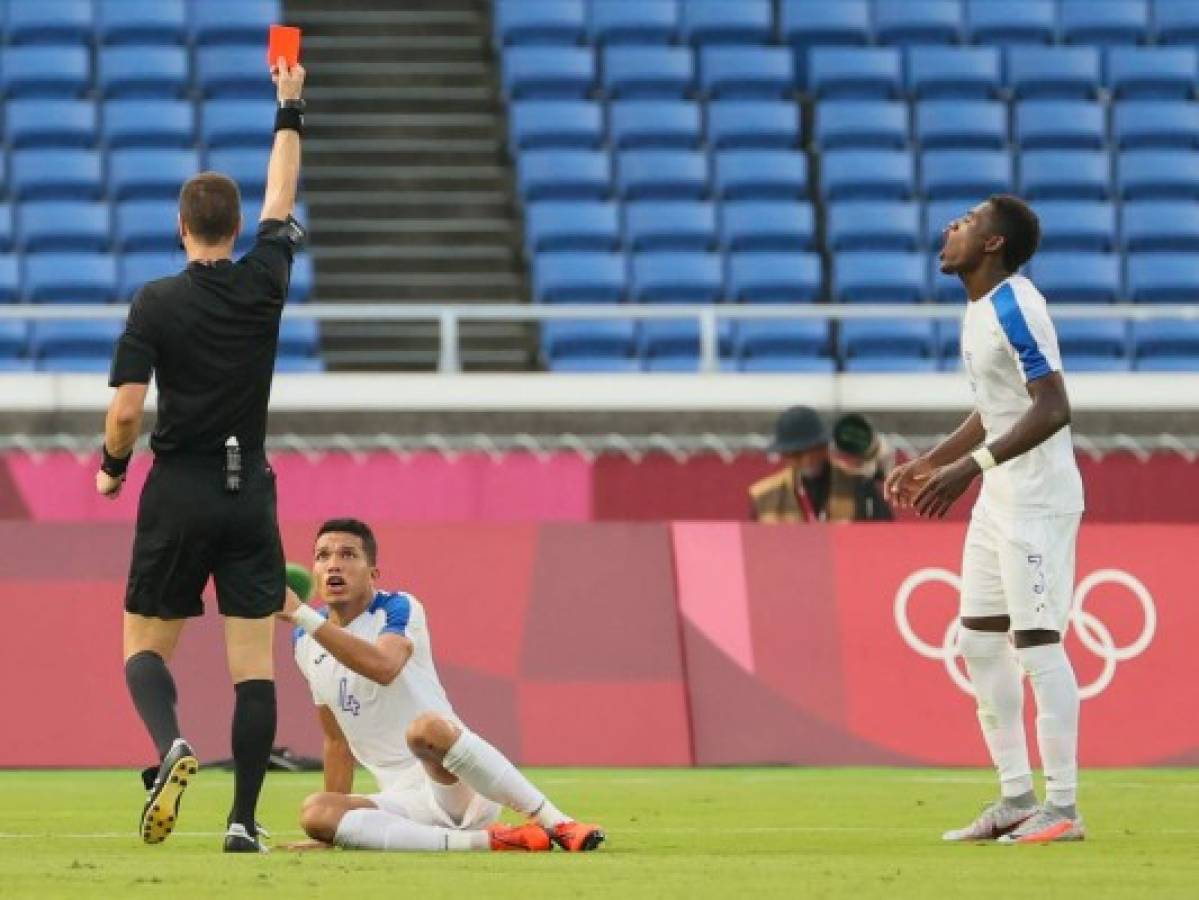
[268,25,302,69]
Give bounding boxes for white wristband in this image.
[294,603,325,635]
[971,447,997,471]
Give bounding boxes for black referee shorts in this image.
[124,455,285,620]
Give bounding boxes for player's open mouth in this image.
[325,576,346,591]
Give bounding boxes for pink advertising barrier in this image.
[4,521,1192,767]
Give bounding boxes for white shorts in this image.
[363,764,500,831]
[960,504,1081,633]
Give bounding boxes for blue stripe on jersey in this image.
[990,282,1051,381]
[369,591,412,637]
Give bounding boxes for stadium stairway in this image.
[287,0,532,370]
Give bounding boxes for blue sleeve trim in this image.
[370,591,412,637]
[292,625,305,648]
[990,282,1052,382]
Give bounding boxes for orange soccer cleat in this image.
[487,822,552,852]
[550,820,606,852]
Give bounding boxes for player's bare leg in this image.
[407,712,605,851]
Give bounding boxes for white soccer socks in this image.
[443,729,569,829]
[1017,642,1080,811]
[334,809,489,851]
[960,629,1035,800]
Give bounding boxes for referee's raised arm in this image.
[262,58,305,222]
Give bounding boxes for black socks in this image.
[230,679,277,834]
[124,651,182,760]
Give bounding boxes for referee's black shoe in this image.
[223,823,269,853]
[139,738,199,845]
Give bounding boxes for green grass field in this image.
[1,768,1196,899]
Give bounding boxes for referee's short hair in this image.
[317,518,379,565]
[987,194,1041,273]
[179,171,241,244]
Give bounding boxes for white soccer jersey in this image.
[960,274,1084,519]
[293,590,459,790]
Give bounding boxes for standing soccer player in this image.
[886,195,1085,843]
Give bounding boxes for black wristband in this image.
[100,445,132,479]
[274,105,304,135]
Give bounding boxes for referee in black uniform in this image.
[96,58,307,854]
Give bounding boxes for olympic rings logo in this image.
[893,567,1156,700]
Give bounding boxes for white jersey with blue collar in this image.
[961,274,1085,520]
[293,590,459,790]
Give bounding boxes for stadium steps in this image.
[288,0,531,371]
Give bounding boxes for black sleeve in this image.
[109,288,158,386]
[242,216,305,300]
[860,476,895,522]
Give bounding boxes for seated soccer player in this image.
[283,518,604,853]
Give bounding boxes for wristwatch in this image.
[279,99,306,112]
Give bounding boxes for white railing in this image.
[2,302,1196,374]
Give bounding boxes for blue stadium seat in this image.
[780,1,871,47]
[1056,319,1128,362]
[922,149,1014,201]
[680,0,773,44]
[277,319,320,357]
[631,252,723,303]
[1113,101,1199,150]
[815,100,908,150]
[191,0,280,46]
[1063,356,1130,374]
[115,201,181,251]
[542,320,638,370]
[533,252,625,303]
[32,321,122,371]
[1118,149,1199,200]
[273,356,325,373]
[502,47,595,99]
[1132,319,1199,367]
[707,100,801,149]
[915,101,1007,150]
[617,149,707,200]
[1021,150,1112,200]
[728,252,822,303]
[833,252,927,303]
[601,46,694,97]
[6,0,93,44]
[828,201,920,251]
[10,149,102,201]
[494,0,585,45]
[714,149,807,200]
[841,318,936,362]
[98,47,189,98]
[638,319,734,370]
[739,355,837,373]
[196,47,275,99]
[6,100,96,149]
[549,356,642,373]
[1030,252,1123,302]
[97,0,188,45]
[0,254,20,302]
[736,319,831,364]
[1007,47,1102,98]
[843,355,940,372]
[936,317,962,361]
[699,46,793,98]
[874,0,963,45]
[610,100,702,149]
[19,203,109,252]
[821,149,914,201]
[1127,252,1199,302]
[106,99,196,148]
[207,148,269,195]
[525,201,621,252]
[288,255,314,302]
[589,0,679,45]
[0,319,28,357]
[0,207,14,253]
[119,252,180,299]
[1036,201,1117,251]
[907,47,1003,99]
[24,254,118,303]
[931,257,967,303]
[720,201,815,251]
[625,201,717,251]
[1061,0,1149,45]
[201,100,273,148]
[809,47,903,98]
[966,0,1056,45]
[510,101,604,150]
[0,46,90,97]
[1106,46,1197,98]
[109,149,198,200]
[1156,0,1199,43]
[1016,100,1106,150]
[1121,200,1199,251]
